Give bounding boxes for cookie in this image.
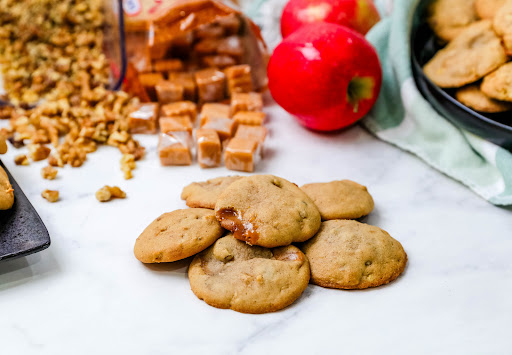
[493,0,512,54]
[188,234,310,314]
[475,0,506,19]
[424,20,507,88]
[181,176,243,209]
[0,166,14,210]
[302,220,407,290]
[134,208,224,263]
[426,0,477,42]
[481,62,512,101]
[215,175,321,248]
[456,84,512,112]
[301,180,374,220]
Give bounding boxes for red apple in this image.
[281,0,380,37]
[268,22,382,131]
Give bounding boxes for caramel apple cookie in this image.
[426,0,477,42]
[493,0,512,54]
[475,0,506,19]
[0,166,14,210]
[301,180,374,220]
[181,176,243,209]
[456,84,512,112]
[134,208,224,263]
[482,62,512,101]
[215,175,321,248]
[302,220,407,290]
[423,20,507,88]
[188,234,310,314]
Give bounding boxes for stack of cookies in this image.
[134,175,407,314]
[425,0,512,113]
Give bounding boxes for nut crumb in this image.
[28,144,51,161]
[96,185,126,202]
[0,135,7,154]
[120,154,136,180]
[42,189,59,203]
[41,166,58,180]
[14,154,29,166]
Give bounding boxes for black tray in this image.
[411,1,512,151]
[0,161,50,262]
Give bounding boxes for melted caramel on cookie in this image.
[216,208,259,244]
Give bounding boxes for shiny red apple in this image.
[268,22,382,131]
[281,0,380,37]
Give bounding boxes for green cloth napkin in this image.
[244,0,512,206]
[364,0,512,205]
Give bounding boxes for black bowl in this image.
[411,1,512,151]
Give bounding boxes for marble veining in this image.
[1,102,511,354]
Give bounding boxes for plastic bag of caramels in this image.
[121,0,269,104]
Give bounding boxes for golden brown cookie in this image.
[427,0,477,42]
[456,84,512,112]
[188,234,310,314]
[481,62,512,101]
[0,166,14,210]
[493,0,512,54]
[181,176,243,209]
[424,20,507,88]
[302,220,407,290]
[215,175,321,248]
[301,180,374,220]
[134,208,224,263]
[475,0,506,19]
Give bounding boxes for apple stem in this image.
[347,77,374,113]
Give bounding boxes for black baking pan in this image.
[0,160,50,262]
[411,1,512,151]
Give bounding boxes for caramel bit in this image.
[41,166,58,180]
[216,208,259,245]
[272,248,303,262]
[41,189,59,203]
[96,185,126,202]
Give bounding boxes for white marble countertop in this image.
[1,102,511,354]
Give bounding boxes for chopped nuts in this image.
[0,135,7,154]
[41,189,59,203]
[28,144,51,161]
[41,166,58,180]
[14,154,29,166]
[120,154,136,180]
[95,185,126,202]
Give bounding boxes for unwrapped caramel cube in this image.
[202,55,237,69]
[128,103,159,134]
[138,72,164,101]
[161,101,197,123]
[199,103,231,126]
[233,111,265,128]
[194,38,221,56]
[159,116,193,135]
[153,59,184,73]
[224,137,259,172]
[168,72,197,101]
[202,116,236,141]
[195,68,226,103]
[217,15,241,35]
[218,36,243,61]
[235,125,267,144]
[196,128,221,168]
[158,131,192,166]
[155,81,185,104]
[231,92,263,114]
[225,65,253,95]
[195,23,225,39]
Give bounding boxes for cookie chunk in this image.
[475,0,506,19]
[0,166,14,210]
[302,220,407,290]
[424,20,507,88]
[481,63,512,102]
[493,0,512,54]
[134,209,224,263]
[456,84,512,112]
[215,175,321,248]
[427,0,477,42]
[301,180,374,220]
[188,234,310,314]
[181,176,243,209]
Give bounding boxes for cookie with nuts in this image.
[215,175,321,248]
[134,208,224,263]
[188,234,310,314]
[0,166,14,210]
[302,220,407,290]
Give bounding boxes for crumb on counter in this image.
[14,154,29,166]
[96,185,126,202]
[41,189,59,203]
[41,166,58,180]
